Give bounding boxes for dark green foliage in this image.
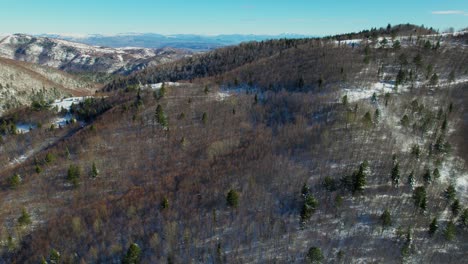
[45,153,55,164]
[429,73,439,86]
[202,112,208,124]
[451,199,461,216]
[123,243,142,264]
[393,40,401,49]
[460,209,468,228]
[9,173,22,189]
[18,208,32,226]
[396,68,406,86]
[160,197,169,210]
[380,209,392,228]
[301,185,318,222]
[226,189,239,208]
[155,104,168,128]
[410,145,420,159]
[353,161,368,193]
[429,217,438,236]
[323,176,338,192]
[374,108,380,124]
[342,95,348,106]
[71,97,112,122]
[391,163,400,186]
[306,247,324,263]
[67,164,81,188]
[400,114,410,128]
[49,248,60,264]
[408,171,415,189]
[423,168,432,185]
[90,162,99,178]
[413,186,427,212]
[432,168,440,180]
[362,112,373,127]
[444,184,456,201]
[424,40,432,50]
[444,221,456,241]
[35,165,42,174]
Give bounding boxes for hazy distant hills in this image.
[37,33,312,50]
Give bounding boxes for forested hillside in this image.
[0,25,467,263]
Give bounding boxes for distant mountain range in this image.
[36,33,313,50]
[0,34,190,77]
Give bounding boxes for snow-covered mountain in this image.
[0,34,191,75]
[0,56,96,115]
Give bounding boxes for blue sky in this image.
[0,0,467,35]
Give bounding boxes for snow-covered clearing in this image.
[342,81,397,103]
[51,97,89,112]
[147,82,182,90]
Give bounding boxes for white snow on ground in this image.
[51,97,88,112]
[16,123,36,134]
[8,149,34,167]
[215,91,231,101]
[342,81,396,103]
[148,82,182,90]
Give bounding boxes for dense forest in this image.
[0,24,467,263]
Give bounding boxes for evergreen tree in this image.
[451,199,461,216]
[429,73,439,86]
[381,209,392,228]
[342,95,348,106]
[18,208,32,226]
[432,168,440,180]
[155,104,168,128]
[362,112,373,128]
[226,189,239,208]
[45,153,55,164]
[429,217,438,236]
[202,112,208,124]
[123,243,142,264]
[300,184,318,223]
[9,173,22,189]
[401,114,410,128]
[374,108,380,124]
[393,40,401,50]
[408,171,415,189]
[160,197,169,210]
[49,249,61,264]
[460,208,468,228]
[67,164,81,188]
[306,247,324,263]
[391,163,400,187]
[448,70,455,83]
[444,184,457,201]
[444,221,456,241]
[413,186,427,212]
[90,162,99,178]
[423,168,432,185]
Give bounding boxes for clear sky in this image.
[0,0,467,35]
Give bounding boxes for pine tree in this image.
[444,184,457,201]
[429,217,438,236]
[391,163,400,187]
[202,112,208,124]
[408,171,415,189]
[9,173,22,189]
[430,73,439,86]
[67,164,81,188]
[374,108,380,124]
[90,162,99,178]
[342,95,348,106]
[49,249,61,264]
[444,221,456,241]
[160,197,169,210]
[18,208,32,226]
[306,247,324,263]
[401,114,410,128]
[413,186,427,212]
[381,209,392,228]
[226,189,239,208]
[451,199,461,216]
[155,104,168,128]
[432,168,440,180]
[460,208,468,228]
[353,161,368,193]
[123,243,142,264]
[423,168,432,185]
[393,40,401,50]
